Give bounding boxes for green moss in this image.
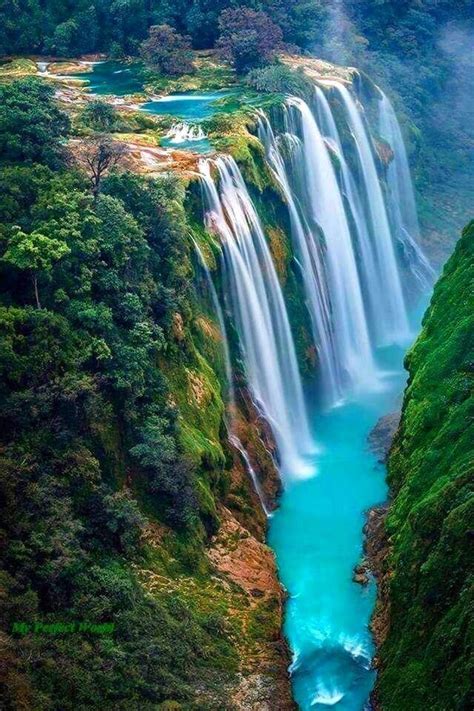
[376,221,474,711]
[161,344,225,476]
[0,57,38,82]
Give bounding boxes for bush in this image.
[81,100,117,132]
[246,64,313,98]
[0,79,70,167]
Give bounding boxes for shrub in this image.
[81,100,117,131]
[246,64,313,98]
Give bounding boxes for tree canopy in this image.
[217,7,283,73]
[0,79,70,166]
[0,79,234,707]
[140,24,194,75]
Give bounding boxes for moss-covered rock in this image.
[373,221,474,711]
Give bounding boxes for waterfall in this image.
[313,87,383,334]
[276,96,377,402]
[228,434,271,516]
[320,81,410,344]
[257,113,340,402]
[166,122,206,144]
[198,155,313,478]
[192,238,272,512]
[378,91,436,291]
[193,79,426,468]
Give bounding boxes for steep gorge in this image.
[0,46,471,711]
[371,221,473,711]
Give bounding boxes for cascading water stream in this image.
[192,237,270,514]
[313,87,384,334]
[198,155,313,478]
[257,113,340,403]
[279,96,377,402]
[378,91,436,291]
[320,81,410,344]
[165,122,206,144]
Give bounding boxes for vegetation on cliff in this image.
[0,78,289,710]
[375,221,473,710]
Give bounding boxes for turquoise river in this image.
[269,322,426,710]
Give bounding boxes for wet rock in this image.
[368,411,400,462]
[353,561,370,586]
[207,507,296,710]
[374,139,394,167]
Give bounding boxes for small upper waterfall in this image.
[198,155,313,478]
[378,91,436,291]
[165,122,206,144]
[320,81,410,344]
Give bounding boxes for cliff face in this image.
[0,76,298,710]
[372,221,473,710]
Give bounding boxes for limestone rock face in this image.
[208,506,295,710]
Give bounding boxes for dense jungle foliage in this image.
[0,78,245,710]
[377,221,474,710]
[1,0,471,58]
[1,0,472,230]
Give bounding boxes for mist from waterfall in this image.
[198,155,313,478]
[378,91,436,291]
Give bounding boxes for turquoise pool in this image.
[269,336,418,709]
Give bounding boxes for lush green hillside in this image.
[0,79,293,711]
[374,221,474,710]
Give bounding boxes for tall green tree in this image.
[3,228,70,308]
[216,7,283,73]
[140,24,194,75]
